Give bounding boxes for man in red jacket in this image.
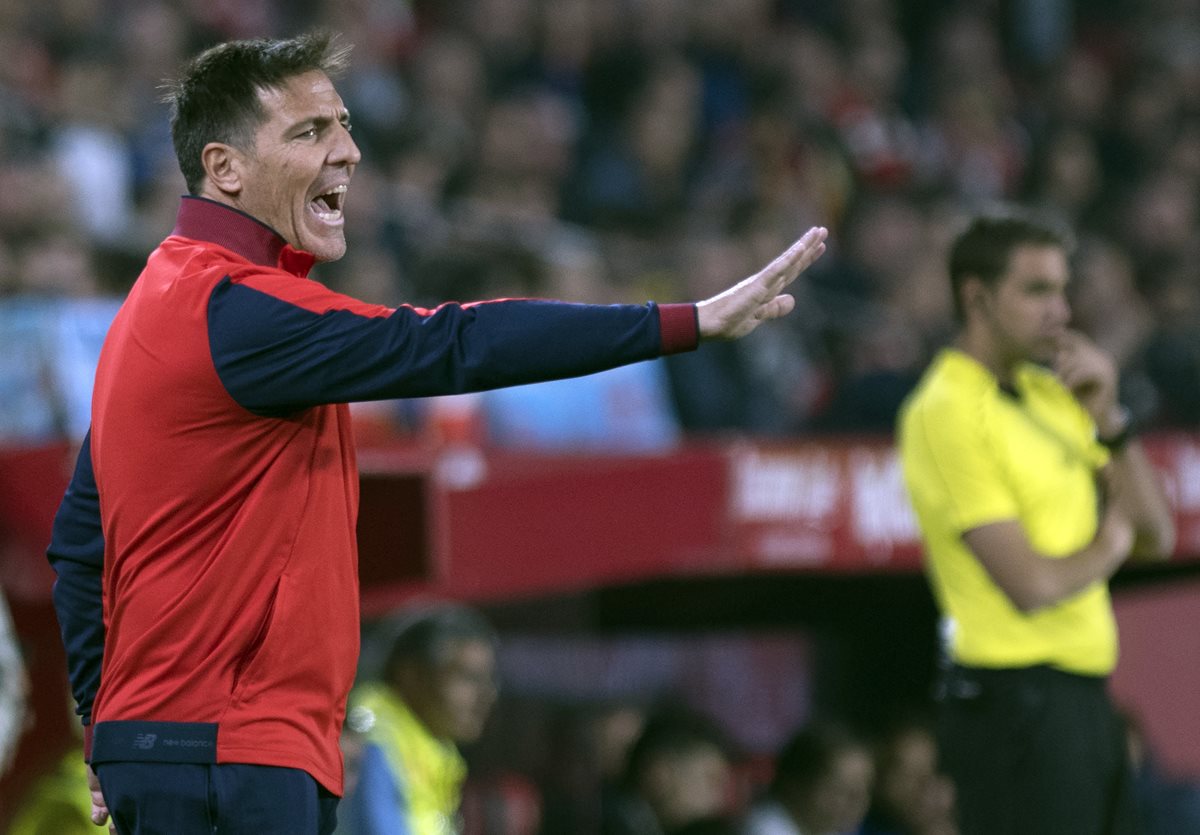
[47,32,826,835]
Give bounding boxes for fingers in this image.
[88,765,111,828]
[754,293,796,322]
[1054,330,1088,367]
[1057,328,1086,349]
[1055,355,1086,389]
[1055,334,1114,389]
[696,225,827,340]
[93,803,117,834]
[760,226,828,291]
[1100,504,1136,559]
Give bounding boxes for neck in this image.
[954,324,1016,386]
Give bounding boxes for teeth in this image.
[312,184,348,222]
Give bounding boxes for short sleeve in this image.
[903,395,1019,535]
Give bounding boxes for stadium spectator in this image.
[741,720,873,835]
[603,709,735,835]
[1,1,1200,436]
[341,604,500,835]
[858,716,956,835]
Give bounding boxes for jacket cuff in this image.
[657,303,699,355]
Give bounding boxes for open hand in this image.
[696,226,827,340]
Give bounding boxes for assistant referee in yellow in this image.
[897,209,1175,835]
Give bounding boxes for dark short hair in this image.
[624,710,729,787]
[772,720,866,797]
[162,31,352,194]
[948,208,1072,322]
[381,603,497,682]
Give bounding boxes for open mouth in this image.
[310,184,347,224]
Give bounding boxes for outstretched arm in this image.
[208,226,827,413]
[696,226,827,340]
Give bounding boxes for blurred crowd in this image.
[4,0,1200,448]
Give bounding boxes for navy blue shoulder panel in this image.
[46,430,105,724]
[207,278,664,414]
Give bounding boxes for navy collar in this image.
[171,196,315,276]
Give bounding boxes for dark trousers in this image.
[93,762,340,835]
[937,664,1139,835]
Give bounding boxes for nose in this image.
[331,123,361,167]
[1052,291,1071,325]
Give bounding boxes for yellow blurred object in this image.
[8,749,95,835]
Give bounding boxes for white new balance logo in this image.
[133,733,157,750]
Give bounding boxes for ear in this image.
[643,758,675,798]
[960,276,990,316]
[200,142,244,197]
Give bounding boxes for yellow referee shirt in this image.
[897,348,1116,675]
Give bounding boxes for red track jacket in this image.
[47,197,698,794]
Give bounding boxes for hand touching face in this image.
[1054,329,1121,429]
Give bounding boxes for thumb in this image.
[755,293,796,322]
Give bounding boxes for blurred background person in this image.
[0,588,28,778]
[858,716,956,835]
[602,708,735,835]
[1123,708,1200,835]
[7,744,93,835]
[342,603,500,835]
[741,720,873,835]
